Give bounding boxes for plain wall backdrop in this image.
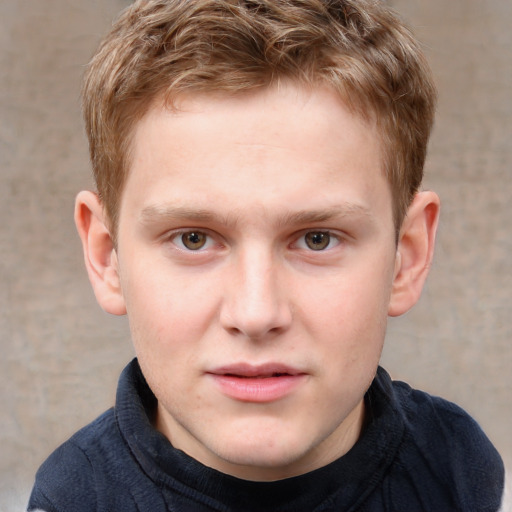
[1,1,511,510]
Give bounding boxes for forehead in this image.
[120,83,390,227]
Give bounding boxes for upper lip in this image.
[208,363,305,378]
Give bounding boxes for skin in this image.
[76,83,440,481]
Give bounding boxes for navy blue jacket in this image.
[28,360,504,511]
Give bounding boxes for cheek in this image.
[300,265,392,368]
[121,263,219,355]
[305,266,391,330]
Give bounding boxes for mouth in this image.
[207,363,307,403]
[225,372,292,378]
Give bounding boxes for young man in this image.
[29,0,505,510]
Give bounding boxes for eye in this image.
[296,231,340,251]
[172,231,213,251]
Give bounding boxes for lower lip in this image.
[209,374,306,403]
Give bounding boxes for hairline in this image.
[104,79,404,246]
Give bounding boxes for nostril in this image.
[219,283,293,340]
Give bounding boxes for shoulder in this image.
[393,378,499,459]
[28,409,117,512]
[390,376,505,510]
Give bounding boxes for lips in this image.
[207,363,307,403]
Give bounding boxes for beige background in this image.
[1,1,510,510]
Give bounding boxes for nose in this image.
[220,244,292,340]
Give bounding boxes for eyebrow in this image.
[276,204,373,227]
[139,205,231,226]
[139,203,373,229]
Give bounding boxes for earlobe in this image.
[388,191,440,317]
[74,191,127,316]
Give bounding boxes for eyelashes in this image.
[168,229,342,253]
[174,231,213,251]
[294,231,341,251]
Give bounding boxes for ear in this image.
[388,191,440,317]
[74,191,127,316]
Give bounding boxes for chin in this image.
[208,433,315,481]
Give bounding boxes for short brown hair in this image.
[82,0,436,238]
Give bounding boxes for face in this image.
[114,83,399,480]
